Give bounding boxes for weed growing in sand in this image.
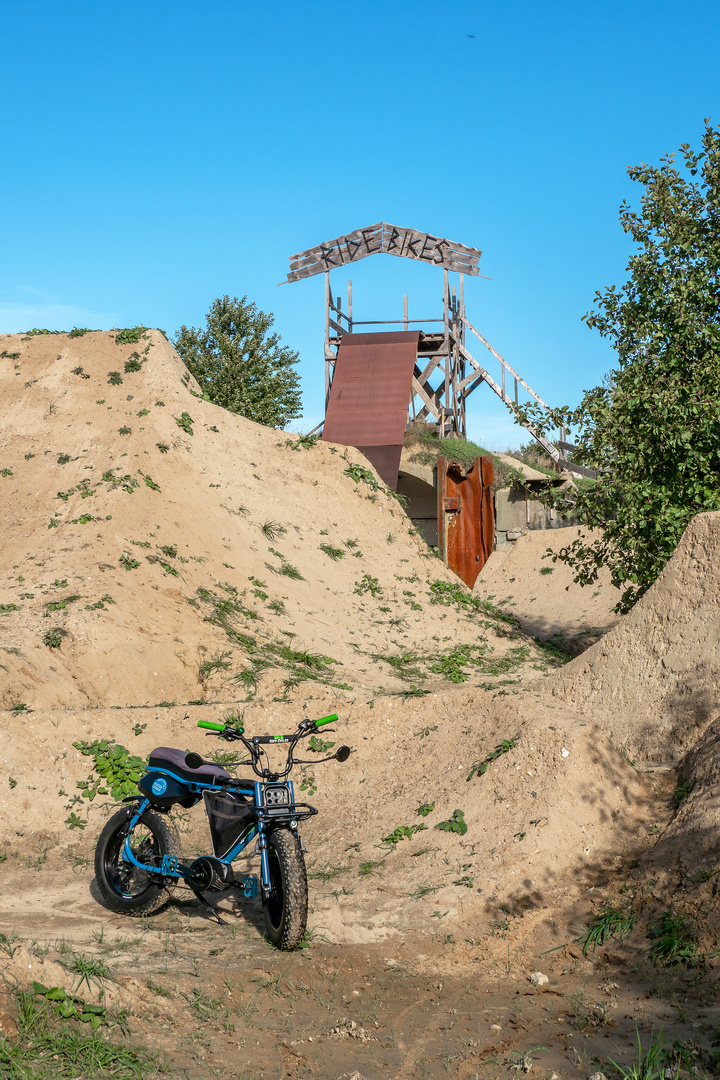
[279,561,302,580]
[382,824,427,845]
[258,519,286,541]
[581,906,636,955]
[102,471,138,493]
[124,354,142,373]
[1,468,14,477]
[0,932,19,957]
[57,453,71,464]
[175,411,194,435]
[156,443,170,453]
[63,953,113,994]
[435,809,468,835]
[319,543,344,560]
[648,911,698,966]
[608,1027,679,1080]
[354,573,383,598]
[408,883,441,899]
[374,652,423,682]
[299,774,317,797]
[32,983,107,1028]
[42,627,68,648]
[308,864,349,883]
[428,578,521,628]
[118,425,132,435]
[46,595,81,612]
[673,780,694,808]
[107,371,123,385]
[467,737,519,780]
[417,803,434,816]
[146,556,178,576]
[344,462,379,489]
[287,433,319,450]
[198,651,232,683]
[0,602,20,612]
[73,739,146,800]
[71,365,90,378]
[307,735,335,754]
[268,599,285,614]
[359,858,385,876]
[115,326,147,344]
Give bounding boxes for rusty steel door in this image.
[437,456,494,589]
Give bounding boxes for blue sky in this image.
[2,0,719,447]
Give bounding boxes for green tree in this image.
[173,295,302,427]
[521,120,720,613]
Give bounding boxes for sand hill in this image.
[0,329,558,711]
[0,328,661,948]
[547,510,720,763]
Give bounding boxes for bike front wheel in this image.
[94,806,181,916]
[262,828,308,950]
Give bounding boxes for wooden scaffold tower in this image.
[284,222,584,475]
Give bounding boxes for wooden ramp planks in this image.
[321,331,420,489]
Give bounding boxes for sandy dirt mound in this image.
[0,329,555,711]
[547,511,720,763]
[473,526,622,653]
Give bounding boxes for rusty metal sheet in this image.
[322,332,419,488]
[437,455,495,589]
[353,445,404,490]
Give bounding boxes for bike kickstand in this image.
[188,886,228,926]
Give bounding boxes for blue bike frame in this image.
[121,770,306,896]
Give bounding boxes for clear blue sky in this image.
[2,0,718,447]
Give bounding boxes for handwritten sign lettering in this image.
[286,222,481,282]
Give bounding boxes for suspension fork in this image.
[253,782,273,898]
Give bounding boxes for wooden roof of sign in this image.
[286,222,482,282]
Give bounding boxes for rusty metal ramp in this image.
[321,331,420,488]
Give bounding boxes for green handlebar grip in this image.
[197,720,227,731]
[315,713,339,728]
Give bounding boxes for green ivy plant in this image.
[72,739,146,800]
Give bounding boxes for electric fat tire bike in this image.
[93,714,350,950]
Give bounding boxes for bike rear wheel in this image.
[94,806,181,916]
[262,828,308,950]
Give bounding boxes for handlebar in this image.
[315,713,338,727]
[198,720,238,733]
[195,714,345,781]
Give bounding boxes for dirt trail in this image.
[3,848,720,1080]
[474,527,622,654]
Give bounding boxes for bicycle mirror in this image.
[185,752,204,769]
[334,745,351,763]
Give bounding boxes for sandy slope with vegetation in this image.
[3,329,720,1078]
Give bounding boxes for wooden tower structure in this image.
[284,222,584,475]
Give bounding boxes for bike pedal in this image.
[242,874,259,899]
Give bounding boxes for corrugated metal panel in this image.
[437,456,495,589]
[322,332,419,488]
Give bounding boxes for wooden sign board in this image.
[286,222,482,282]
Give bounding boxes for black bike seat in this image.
[148,746,231,783]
